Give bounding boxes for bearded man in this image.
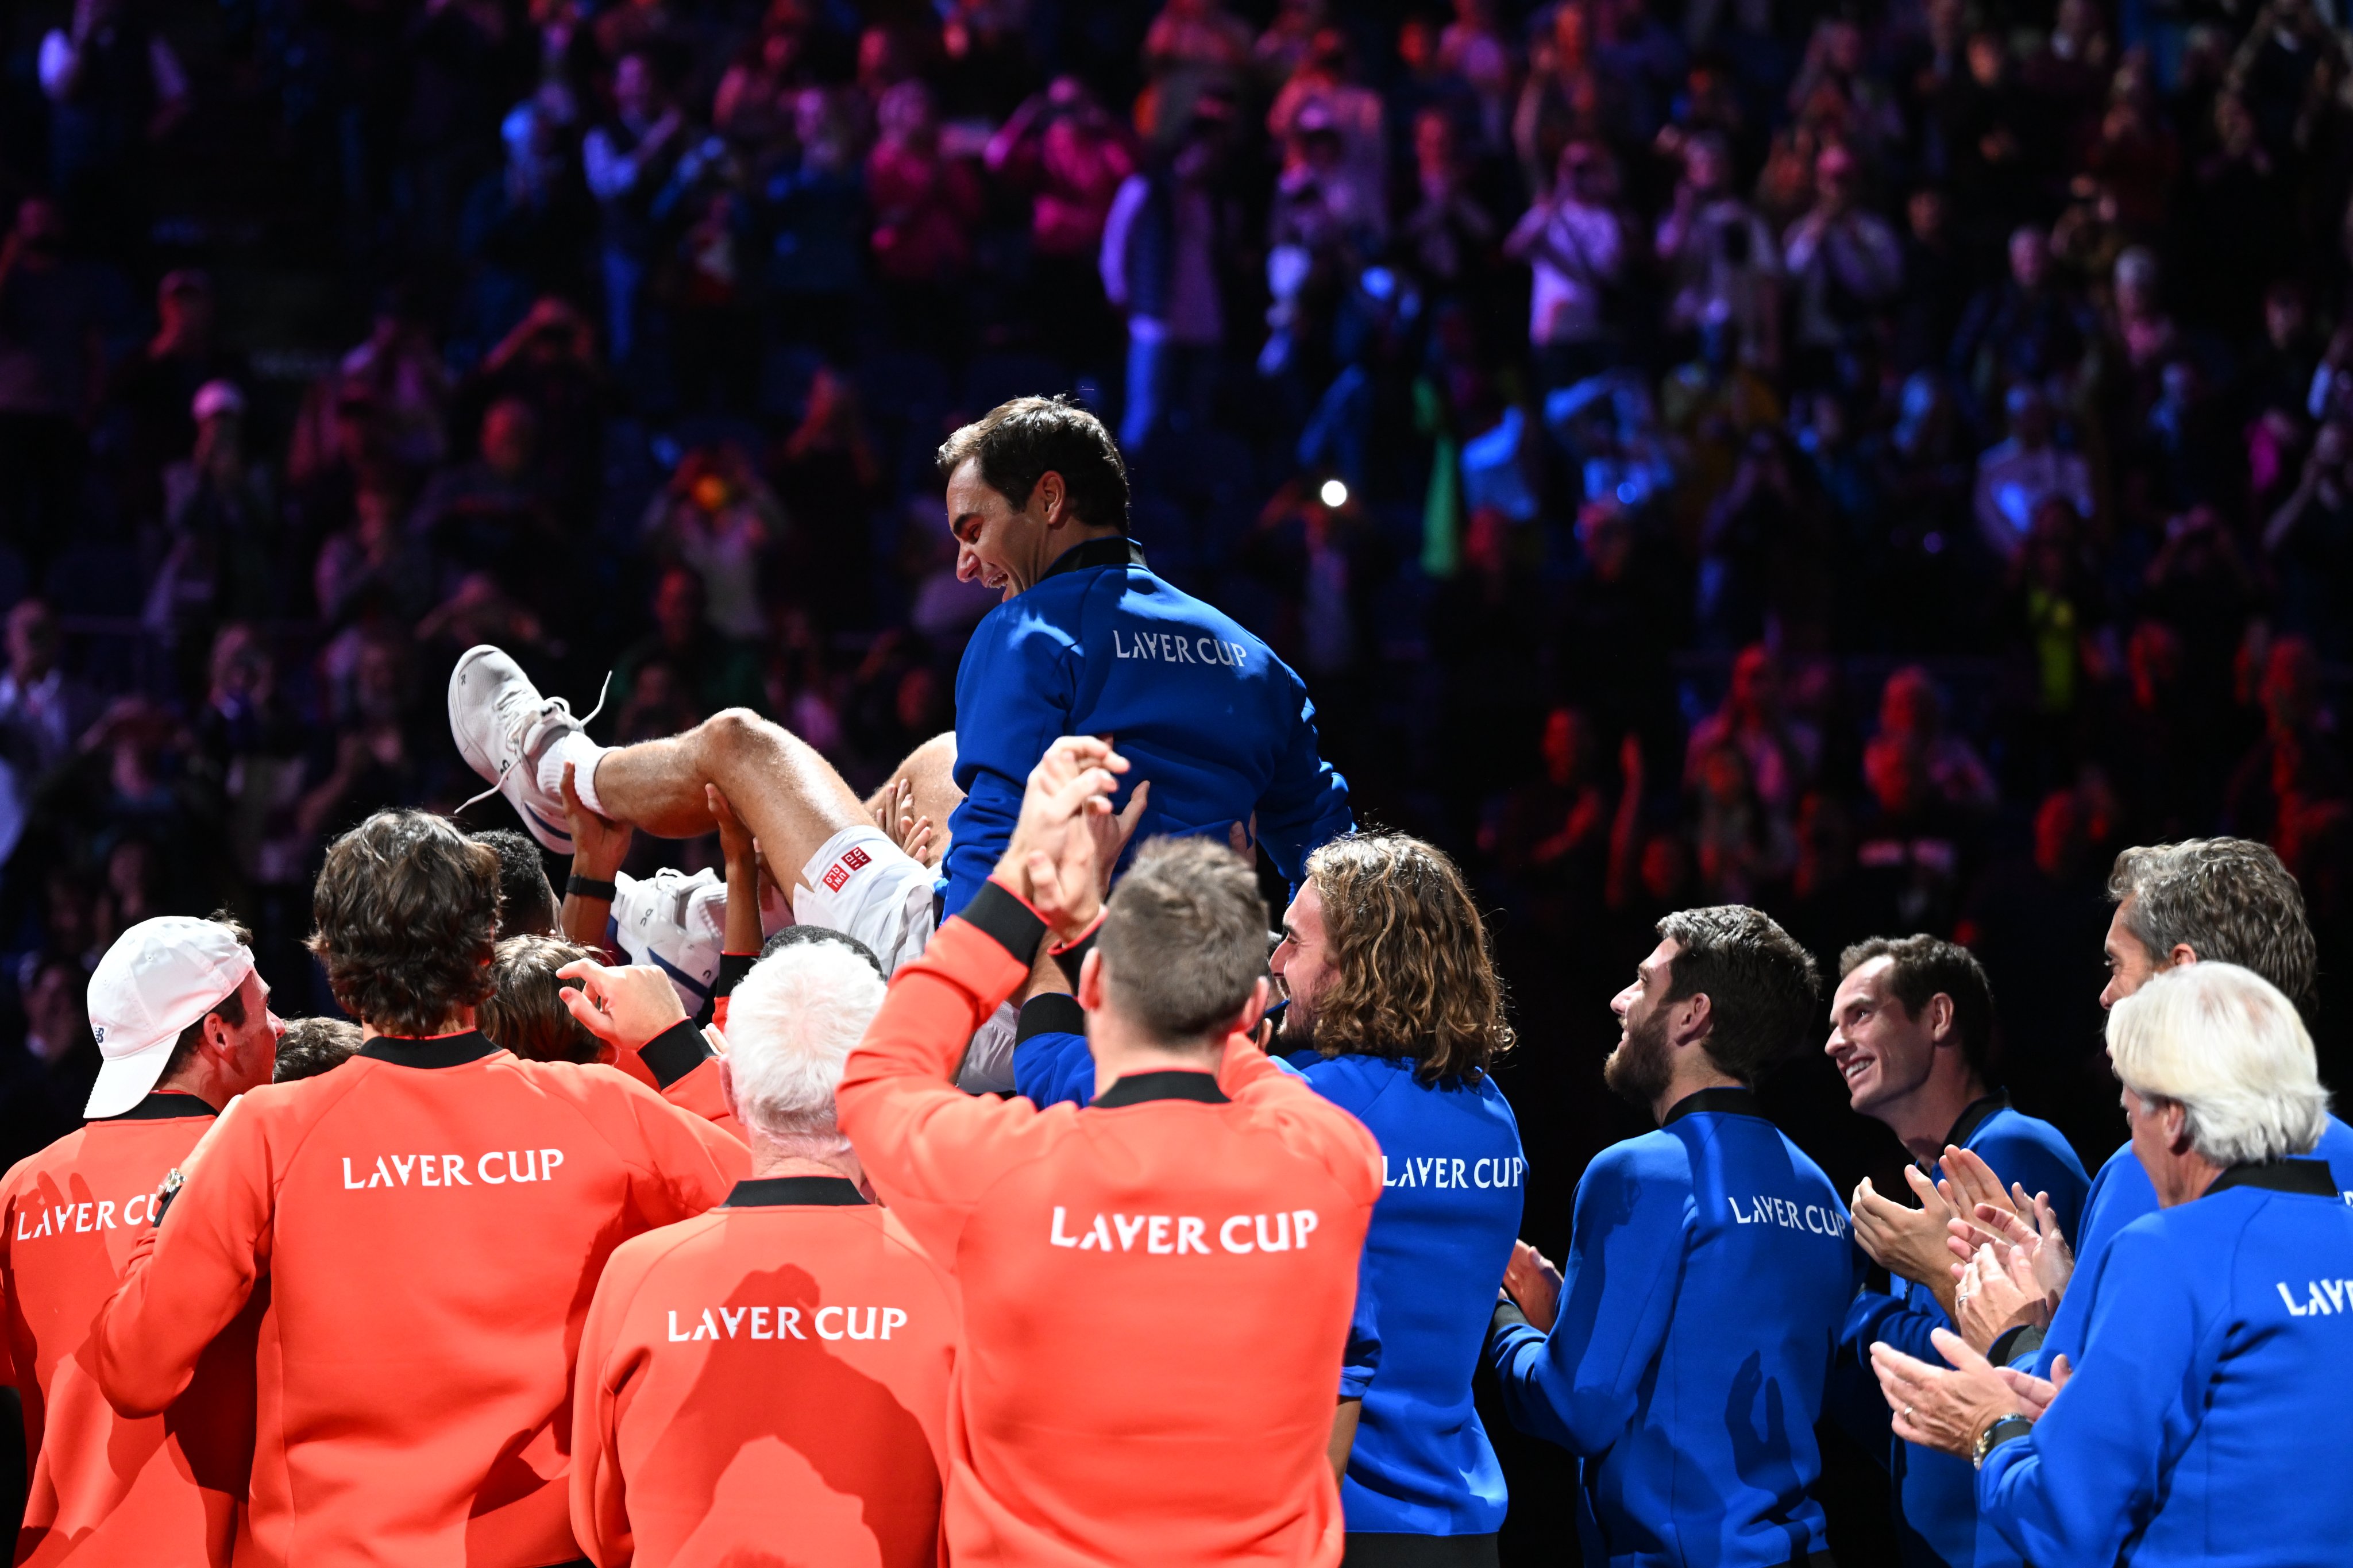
[1484,905,1855,1568]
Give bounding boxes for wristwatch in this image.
[1973,1413,2035,1469]
[152,1168,187,1225]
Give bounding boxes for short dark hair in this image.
[309,811,500,1036]
[1097,837,1268,1046]
[1839,934,1996,1080]
[470,828,558,937]
[936,395,1129,532]
[2108,839,2316,1014]
[273,1016,361,1083]
[759,923,887,979]
[157,912,253,1085]
[1656,905,1822,1083]
[479,934,603,1063]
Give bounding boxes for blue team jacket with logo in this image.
[1487,1088,1857,1568]
[2020,1111,2353,1378]
[1980,1159,2353,1566]
[1299,1052,1523,1537]
[943,536,1353,917]
[1839,1096,2088,1568]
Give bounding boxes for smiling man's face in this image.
[946,457,1058,602]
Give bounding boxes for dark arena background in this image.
[2,0,2351,1558]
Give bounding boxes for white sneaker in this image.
[611,868,726,1013]
[449,645,589,852]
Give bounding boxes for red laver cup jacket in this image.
[91,1033,747,1568]
[570,1175,959,1568]
[1,1092,257,1566]
[835,882,1385,1567]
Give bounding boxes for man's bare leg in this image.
[588,710,869,895]
[450,645,920,896]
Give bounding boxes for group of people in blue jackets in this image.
[1020,832,2353,1568]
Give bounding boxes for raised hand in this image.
[1088,779,1150,897]
[997,736,1128,943]
[562,763,634,880]
[554,957,688,1053]
[1853,1166,1961,1303]
[873,776,939,868]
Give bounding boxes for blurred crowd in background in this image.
[2,0,2352,1548]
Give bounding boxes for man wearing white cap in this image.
[0,913,280,1566]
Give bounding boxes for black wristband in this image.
[961,880,1049,965]
[1016,992,1087,1043]
[713,952,758,1000]
[1491,1297,1533,1336]
[1051,923,1099,988]
[567,874,618,902]
[638,1018,714,1088]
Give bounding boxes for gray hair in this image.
[724,938,888,1150]
[2108,840,2316,1013]
[1096,837,1268,1047]
[2107,963,2329,1167]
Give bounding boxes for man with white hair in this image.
[1868,963,2353,1565]
[568,933,959,1568]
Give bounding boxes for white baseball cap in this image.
[85,917,256,1118]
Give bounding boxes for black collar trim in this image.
[2208,1158,2339,1198]
[1039,534,1146,583]
[1941,1091,2012,1156]
[1661,1086,1766,1127]
[99,1091,217,1122]
[726,1176,868,1207]
[1091,1069,1229,1108]
[357,1032,504,1069]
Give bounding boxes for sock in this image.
[538,731,611,815]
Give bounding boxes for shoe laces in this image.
[457,670,612,816]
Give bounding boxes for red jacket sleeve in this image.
[836,899,1075,1272]
[91,1101,274,1420]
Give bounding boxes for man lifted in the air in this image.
[449,393,1353,980]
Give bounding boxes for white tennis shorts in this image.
[794,825,938,976]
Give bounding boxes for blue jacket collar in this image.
[1661,1085,1765,1127]
[1039,534,1145,583]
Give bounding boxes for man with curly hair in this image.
[1488,905,1856,1568]
[1009,831,1524,1563]
[90,809,746,1568]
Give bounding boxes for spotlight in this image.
[1318,478,1348,508]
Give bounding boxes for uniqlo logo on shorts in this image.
[822,846,870,894]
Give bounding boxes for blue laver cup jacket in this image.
[1302,1052,1523,1539]
[943,535,1354,917]
[1839,1094,2088,1568]
[2009,1110,2353,1377]
[1487,1087,1857,1568]
[1978,1157,2353,1567]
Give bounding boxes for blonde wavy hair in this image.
[1302,833,1513,1082]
